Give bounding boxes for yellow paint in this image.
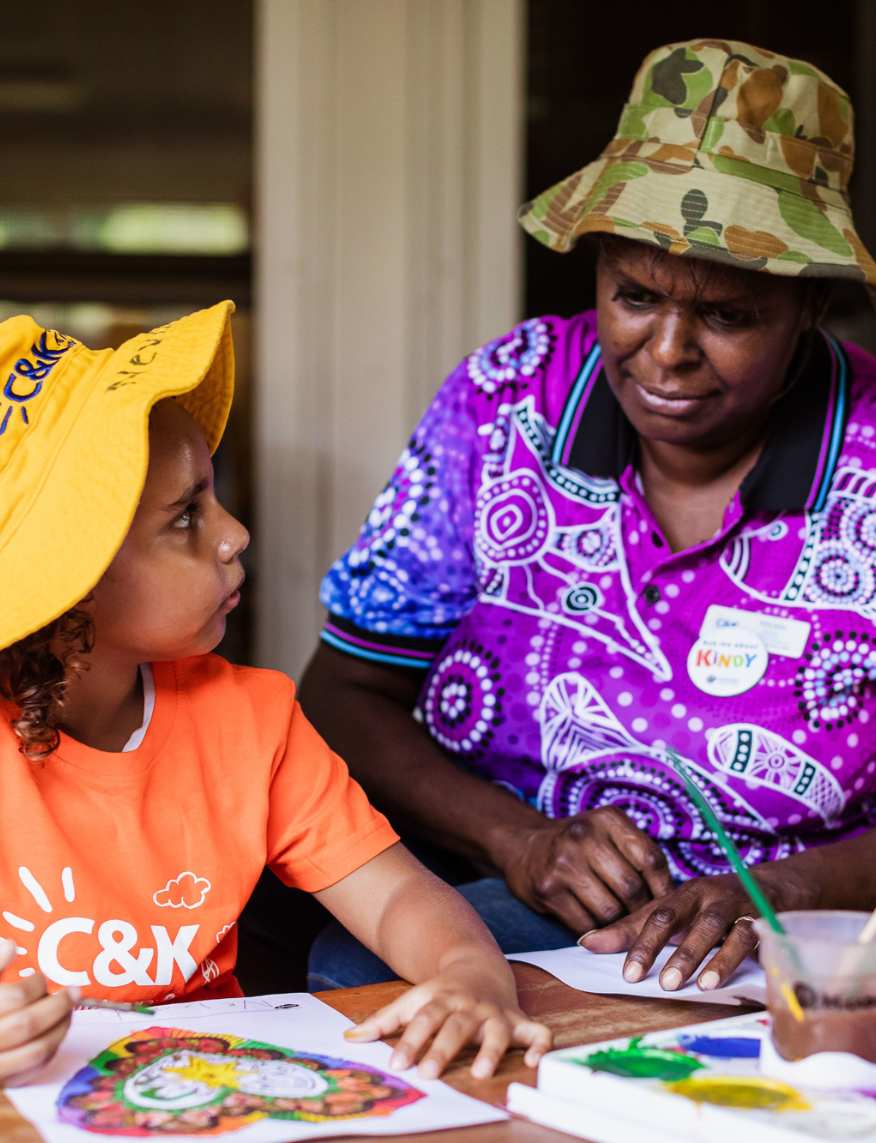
[165,1054,255,1091]
[666,1075,811,1111]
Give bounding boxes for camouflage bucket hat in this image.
[518,39,876,301]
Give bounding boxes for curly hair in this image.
[0,606,94,761]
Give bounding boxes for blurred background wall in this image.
[2,0,874,679]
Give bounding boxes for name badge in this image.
[701,605,810,659]
[687,630,768,697]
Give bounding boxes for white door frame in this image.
[254,0,525,678]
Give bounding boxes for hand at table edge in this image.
[343,960,553,1080]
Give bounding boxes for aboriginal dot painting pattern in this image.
[467,319,553,396]
[322,313,876,878]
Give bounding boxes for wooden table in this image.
[0,965,754,1143]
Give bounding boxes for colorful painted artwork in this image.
[56,1026,425,1136]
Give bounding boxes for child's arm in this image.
[0,938,77,1086]
[314,844,552,1079]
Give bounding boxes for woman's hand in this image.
[0,938,77,1086]
[496,806,675,935]
[298,649,674,936]
[579,873,769,991]
[344,958,552,1079]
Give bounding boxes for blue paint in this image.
[676,1034,761,1059]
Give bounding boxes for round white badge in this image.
[687,629,768,697]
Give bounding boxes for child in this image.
[0,302,551,1086]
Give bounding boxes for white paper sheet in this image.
[6,992,507,1142]
[509,945,766,1005]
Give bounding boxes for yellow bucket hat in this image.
[0,300,235,650]
[518,39,876,299]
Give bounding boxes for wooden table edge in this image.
[0,963,759,1143]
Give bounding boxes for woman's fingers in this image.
[581,874,767,993]
[696,914,760,991]
[578,910,644,954]
[589,846,657,914]
[604,821,675,903]
[620,903,688,983]
[655,905,735,990]
[566,868,628,926]
[532,884,596,936]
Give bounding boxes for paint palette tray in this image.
[507,1011,876,1142]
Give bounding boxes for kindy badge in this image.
[687,630,768,697]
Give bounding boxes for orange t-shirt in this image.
[0,655,398,1004]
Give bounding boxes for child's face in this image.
[87,399,249,664]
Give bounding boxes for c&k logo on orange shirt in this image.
[2,866,212,990]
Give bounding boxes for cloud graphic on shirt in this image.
[152,872,212,909]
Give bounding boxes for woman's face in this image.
[595,241,821,451]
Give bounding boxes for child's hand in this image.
[0,938,77,1086]
[344,959,552,1080]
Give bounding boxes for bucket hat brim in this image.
[519,155,876,302]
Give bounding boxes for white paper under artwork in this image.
[509,946,767,1006]
[6,992,507,1141]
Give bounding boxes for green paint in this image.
[578,1038,705,1081]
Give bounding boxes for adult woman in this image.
[300,39,876,993]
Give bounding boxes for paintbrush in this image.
[856,905,876,946]
[75,997,155,1015]
[835,901,876,989]
[665,748,785,933]
[665,748,804,1022]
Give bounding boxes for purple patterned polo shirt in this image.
[320,311,876,879]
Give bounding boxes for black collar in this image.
[558,329,849,513]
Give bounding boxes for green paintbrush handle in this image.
[665,748,785,935]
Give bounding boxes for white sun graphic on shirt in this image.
[2,866,76,977]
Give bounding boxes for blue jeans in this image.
[307,878,574,991]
